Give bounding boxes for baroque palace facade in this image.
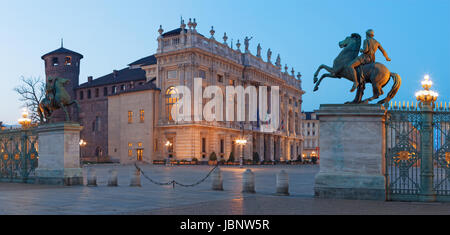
[41,19,305,164]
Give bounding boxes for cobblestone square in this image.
[0,164,449,215]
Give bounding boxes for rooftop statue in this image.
[244,36,253,53]
[256,43,262,58]
[267,48,272,63]
[313,30,401,104]
[38,77,80,123]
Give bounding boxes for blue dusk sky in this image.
[0,0,449,124]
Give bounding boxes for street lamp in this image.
[165,140,173,165]
[415,75,438,105]
[18,109,32,128]
[236,138,247,168]
[415,74,438,201]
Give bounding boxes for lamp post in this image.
[18,109,32,128]
[236,138,248,168]
[415,74,438,202]
[165,140,173,166]
[79,139,87,165]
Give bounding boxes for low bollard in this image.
[87,168,97,187]
[130,168,142,187]
[242,169,256,193]
[276,170,290,196]
[108,169,118,187]
[211,167,223,191]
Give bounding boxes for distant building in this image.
[302,112,320,160]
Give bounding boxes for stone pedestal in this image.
[314,104,387,200]
[35,123,83,186]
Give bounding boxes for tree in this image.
[14,76,45,123]
[209,152,217,161]
[228,152,235,162]
[253,152,260,163]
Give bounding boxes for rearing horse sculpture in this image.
[38,77,79,123]
[313,33,401,104]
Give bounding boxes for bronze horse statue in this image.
[38,77,79,123]
[313,33,401,104]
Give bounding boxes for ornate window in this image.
[165,87,178,121]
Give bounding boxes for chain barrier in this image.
[134,163,219,189]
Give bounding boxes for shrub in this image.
[209,152,217,161]
[228,152,235,162]
[192,157,198,162]
[253,152,260,163]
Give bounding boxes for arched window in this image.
[165,87,178,121]
[64,56,72,66]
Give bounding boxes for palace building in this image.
[41,18,305,164]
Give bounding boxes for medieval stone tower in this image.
[41,41,83,122]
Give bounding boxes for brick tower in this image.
[41,40,83,122]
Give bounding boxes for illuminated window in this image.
[128,111,133,124]
[128,143,133,147]
[140,109,145,123]
[128,149,133,157]
[168,70,177,79]
[229,79,235,86]
[165,87,178,121]
[137,149,143,161]
[64,56,72,66]
[138,142,143,147]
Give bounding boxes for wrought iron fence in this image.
[0,127,38,183]
[386,101,450,202]
[433,111,450,199]
[386,106,422,201]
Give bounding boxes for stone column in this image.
[35,123,84,186]
[314,104,387,201]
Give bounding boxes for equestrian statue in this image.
[313,29,401,104]
[38,77,79,123]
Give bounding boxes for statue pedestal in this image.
[314,104,387,200]
[35,123,83,186]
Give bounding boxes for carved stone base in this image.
[36,122,84,186]
[314,104,387,201]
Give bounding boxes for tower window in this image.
[64,56,72,66]
[52,57,59,66]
